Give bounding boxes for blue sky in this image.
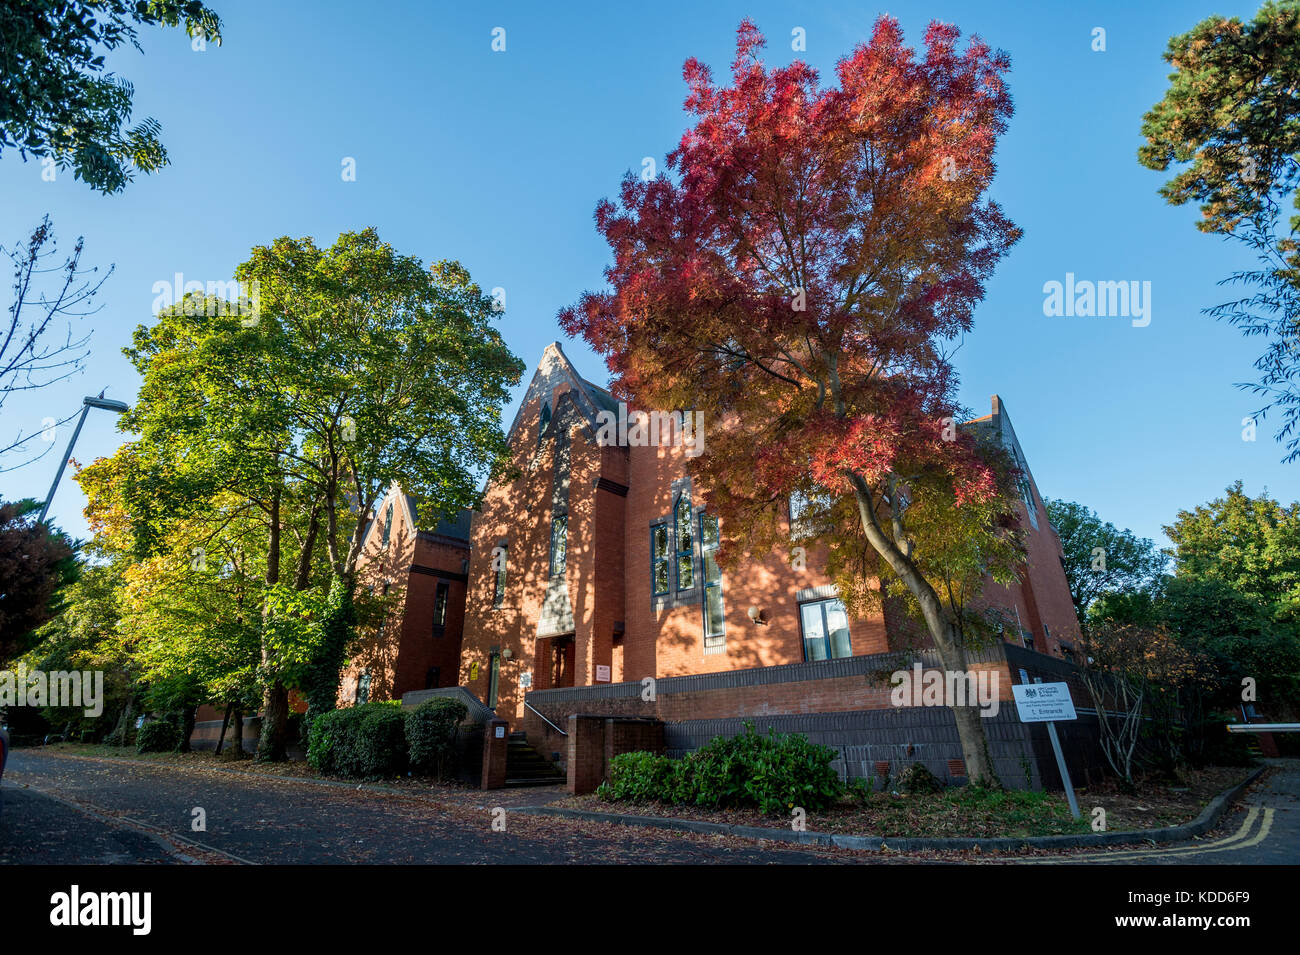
[2,0,1295,552]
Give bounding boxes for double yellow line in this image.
[1009,806,1275,864]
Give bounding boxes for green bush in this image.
[405,698,468,778]
[599,724,845,815]
[136,719,180,754]
[599,751,683,802]
[307,701,407,779]
[896,762,944,794]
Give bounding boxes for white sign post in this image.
[1012,674,1080,820]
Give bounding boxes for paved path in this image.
[1,750,843,865]
[3,751,1294,865]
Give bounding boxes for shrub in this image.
[599,724,845,815]
[307,701,407,779]
[136,719,180,754]
[600,752,682,802]
[405,698,468,778]
[896,762,944,794]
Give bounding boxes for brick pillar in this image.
[567,715,606,795]
[481,718,509,790]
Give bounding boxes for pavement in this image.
[0,750,842,864]
[2,749,1295,865]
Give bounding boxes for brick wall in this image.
[344,487,469,705]
[526,644,1106,791]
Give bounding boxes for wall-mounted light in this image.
[747,606,767,626]
[501,648,513,660]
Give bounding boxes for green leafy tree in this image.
[1164,480,1300,622]
[1161,576,1300,717]
[1139,2,1300,459]
[21,559,134,743]
[1045,498,1169,630]
[112,228,522,756]
[0,0,221,193]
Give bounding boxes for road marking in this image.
[1008,807,1274,864]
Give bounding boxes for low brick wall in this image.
[567,716,666,794]
[188,717,260,754]
[524,644,1107,791]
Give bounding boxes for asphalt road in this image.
[0,750,843,865]
[2,750,1295,865]
[1011,759,1299,866]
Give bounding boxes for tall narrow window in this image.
[651,522,670,596]
[674,493,695,590]
[356,670,371,704]
[433,582,449,636]
[550,515,568,575]
[381,502,394,548]
[700,513,724,646]
[538,401,551,445]
[487,653,501,709]
[492,546,507,608]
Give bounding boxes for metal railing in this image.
[524,700,567,737]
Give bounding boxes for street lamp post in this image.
[38,394,130,524]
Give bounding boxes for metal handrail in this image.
[524,700,567,737]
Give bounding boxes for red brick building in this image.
[341,489,471,705]
[453,343,1081,720]
[356,343,1100,789]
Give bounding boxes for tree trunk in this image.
[258,681,289,762]
[848,471,1001,787]
[227,706,245,759]
[214,701,233,756]
[178,704,197,753]
[116,693,136,748]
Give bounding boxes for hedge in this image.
[136,719,181,754]
[405,698,468,778]
[307,701,407,779]
[599,723,846,815]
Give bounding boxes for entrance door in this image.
[552,636,575,688]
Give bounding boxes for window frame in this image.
[433,581,449,636]
[650,521,670,596]
[550,515,568,576]
[700,512,724,647]
[492,546,507,609]
[798,597,853,662]
[674,492,695,591]
[538,401,551,446]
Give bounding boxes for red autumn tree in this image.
[561,18,1024,785]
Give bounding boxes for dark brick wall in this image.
[527,644,1108,792]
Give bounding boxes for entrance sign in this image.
[1012,682,1077,723]
[595,665,611,683]
[1015,673,1080,821]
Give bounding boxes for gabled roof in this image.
[503,341,617,444]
